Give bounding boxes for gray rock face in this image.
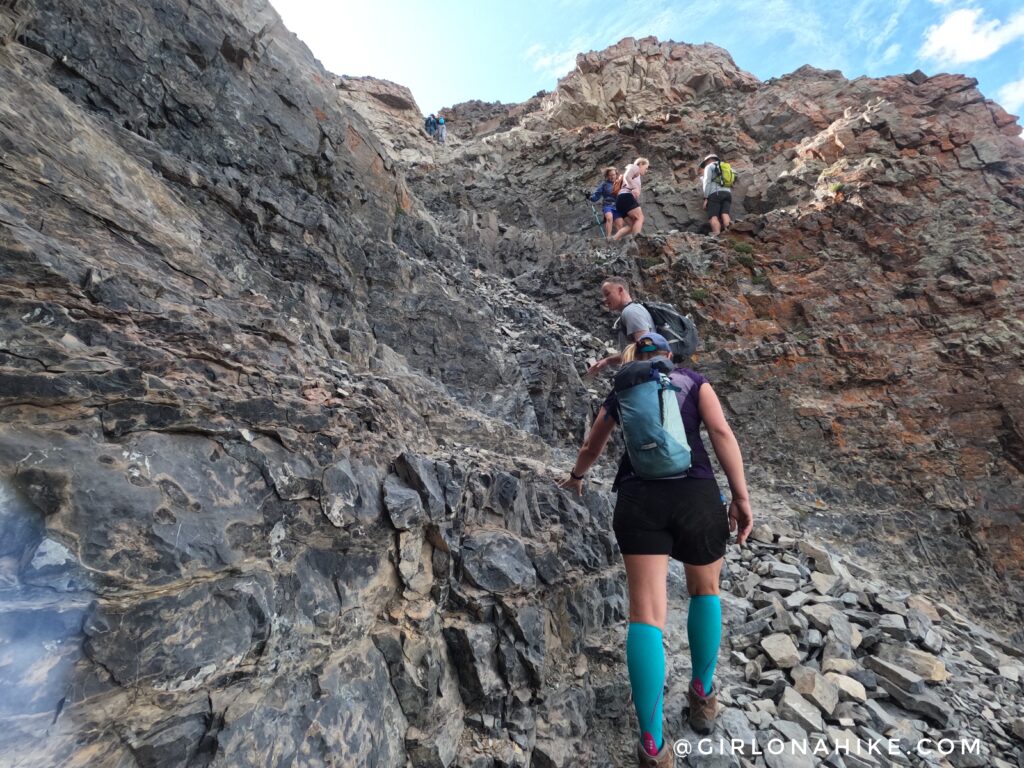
[460,530,537,593]
[1,0,1023,766]
[442,622,507,707]
[383,472,426,530]
[321,458,370,527]
[0,0,602,762]
[211,642,408,767]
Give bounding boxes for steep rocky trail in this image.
[369,42,1024,626]
[1,1,1022,767]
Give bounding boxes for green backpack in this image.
[713,161,736,188]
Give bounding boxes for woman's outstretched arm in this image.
[560,406,616,496]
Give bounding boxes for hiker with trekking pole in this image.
[586,166,625,239]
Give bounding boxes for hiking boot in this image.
[686,682,718,734]
[636,737,675,767]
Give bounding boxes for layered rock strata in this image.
[0,2,1022,767]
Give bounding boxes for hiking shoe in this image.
[686,682,718,734]
[636,738,675,767]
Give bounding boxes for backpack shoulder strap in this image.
[669,369,698,398]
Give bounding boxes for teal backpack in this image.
[613,359,692,478]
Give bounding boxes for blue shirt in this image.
[590,180,616,207]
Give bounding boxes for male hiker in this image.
[700,153,736,235]
[585,277,655,377]
[424,113,437,139]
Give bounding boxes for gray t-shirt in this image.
[617,302,655,349]
[702,162,731,198]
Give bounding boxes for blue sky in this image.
[273,0,1024,118]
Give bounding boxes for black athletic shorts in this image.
[706,190,732,220]
[616,192,640,216]
[613,476,729,565]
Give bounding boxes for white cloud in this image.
[860,0,910,69]
[524,40,586,79]
[524,43,544,59]
[623,8,678,41]
[593,0,683,48]
[537,49,580,77]
[919,8,1024,65]
[878,42,901,65]
[519,1,673,83]
[877,0,910,45]
[725,0,838,69]
[997,77,1024,114]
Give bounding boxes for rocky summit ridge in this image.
[0,1,1022,767]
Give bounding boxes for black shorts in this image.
[616,193,640,216]
[706,191,732,220]
[613,477,729,565]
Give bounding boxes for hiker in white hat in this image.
[699,153,737,236]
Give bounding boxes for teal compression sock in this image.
[626,622,665,756]
[687,594,722,696]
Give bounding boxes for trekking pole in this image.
[577,200,603,233]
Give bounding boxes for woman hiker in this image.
[588,166,626,239]
[560,332,753,766]
[612,157,650,241]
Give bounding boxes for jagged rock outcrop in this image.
[1,2,1022,766]
[538,37,759,128]
[335,74,433,164]
[443,94,548,139]
[0,1,597,764]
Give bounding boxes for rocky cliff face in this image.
[397,35,1024,620]
[1,2,1022,767]
[539,38,759,129]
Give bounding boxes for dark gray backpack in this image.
[615,301,700,362]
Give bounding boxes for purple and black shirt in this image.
[601,367,715,489]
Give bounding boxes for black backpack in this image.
[615,301,700,361]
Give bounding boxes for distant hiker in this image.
[585,277,655,377]
[436,115,447,144]
[700,153,737,235]
[588,167,625,239]
[560,333,753,763]
[612,157,650,241]
[424,113,437,138]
